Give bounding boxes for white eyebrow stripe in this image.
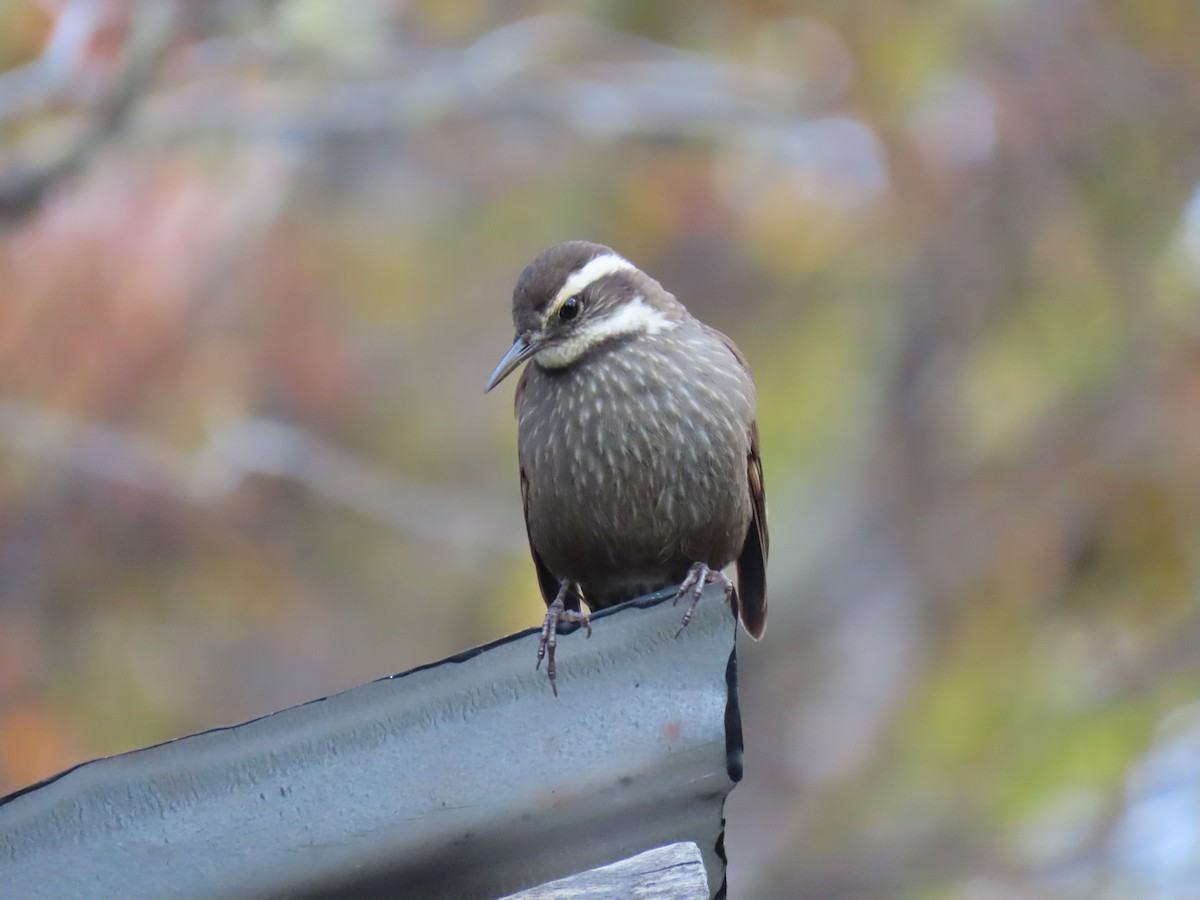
[549,253,636,315]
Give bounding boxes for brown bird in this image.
[485,241,767,693]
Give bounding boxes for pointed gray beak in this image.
[485,335,540,393]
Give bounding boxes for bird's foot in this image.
[537,582,591,696]
[673,563,734,638]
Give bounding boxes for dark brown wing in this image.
[520,465,564,607]
[708,326,768,639]
[515,366,578,611]
[736,419,768,638]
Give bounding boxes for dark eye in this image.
[558,296,580,321]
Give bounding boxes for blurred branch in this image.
[0,0,175,222]
[142,13,854,155]
[0,402,523,553]
[0,10,877,213]
[0,0,103,119]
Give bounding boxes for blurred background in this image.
[1,0,1199,896]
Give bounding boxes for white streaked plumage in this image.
[492,240,766,641]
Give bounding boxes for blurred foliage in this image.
[1,0,1199,897]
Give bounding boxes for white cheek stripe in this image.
[546,253,636,320]
[537,296,677,369]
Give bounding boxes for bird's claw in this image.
[673,563,734,637]
[537,585,590,696]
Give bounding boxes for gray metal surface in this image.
[0,586,741,899]
[500,841,709,898]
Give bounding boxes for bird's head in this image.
[484,241,682,392]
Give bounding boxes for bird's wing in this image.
[737,419,768,638]
[515,366,574,610]
[520,465,563,608]
[710,327,768,639]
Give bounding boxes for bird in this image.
[485,241,767,693]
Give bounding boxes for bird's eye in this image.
[558,296,580,321]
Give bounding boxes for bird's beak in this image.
[485,335,540,393]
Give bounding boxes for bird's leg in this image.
[673,562,734,638]
[537,581,591,696]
